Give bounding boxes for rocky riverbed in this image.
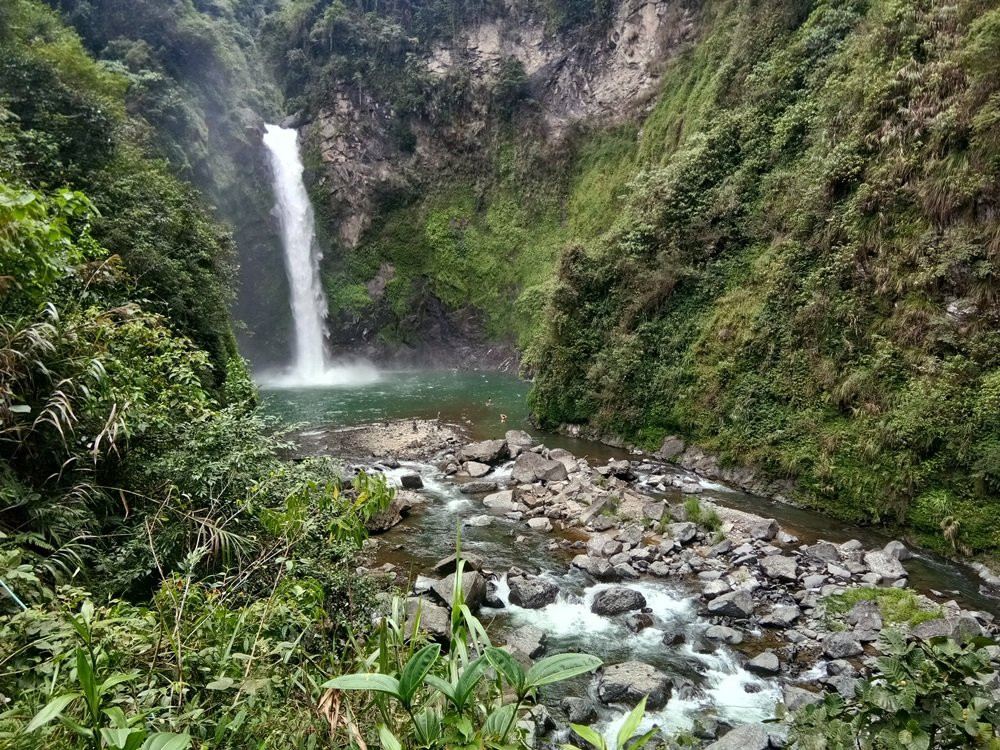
[342,426,1000,748]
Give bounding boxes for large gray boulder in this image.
[572,555,620,582]
[883,540,912,561]
[508,575,559,609]
[669,522,698,544]
[430,571,487,611]
[746,652,780,675]
[823,632,864,659]
[705,625,743,644]
[460,439,508,465]
[591,587,647,616]
[597,662,671,709]
[432,552,484,576]
[464,461,492,478]
[404,598,451,642]
[366,490,421,533]
[505,430,535,449]
[483,490,515,511]
[760,605,801,628]
[707,590,755,619]
[804,542,842,564]
[782,684,823,712]
[506,624,546,659]
[655,435,686,460]
[512,451,569,484]
[863,550,907,583]
[760,555,798,582]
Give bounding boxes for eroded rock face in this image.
[512,451,568,484]
[461,439,508,465]
[597,661,671,708]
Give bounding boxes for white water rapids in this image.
[260,124,377,387]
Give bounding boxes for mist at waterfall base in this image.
[257,124,379,388]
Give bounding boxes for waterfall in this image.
[263,124,329,380]
[260,124,377,387]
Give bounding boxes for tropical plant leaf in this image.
[485,647,526,694]
[321,673,401,698]
[378,724,403,750]
[525,653,603,688]
[424,674,456,702]
[399,643,440,705]
[616,696,647,750]
[483,703,517,738]
[567,723,605,750]
[141,733,192,750]
[25,692,81,732]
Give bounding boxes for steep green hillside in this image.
[529,0,1000,556]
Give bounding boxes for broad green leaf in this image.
[206,677,235,691]
[424,674,457,702]
[378,725,403,750]
[455,655,489,708]
[100,672,140,694]
[413,706,442,744]
[483,703,517,738]
[25,692,80,732]
[567,723,605,750]
[399,644,441,704]
[485,647,526,693]
[624,727,658,750]
[100,727,143,750]
[321,673,401,698]
[526,653,602,688]
[141,733,192,750]
[616,696,647,750]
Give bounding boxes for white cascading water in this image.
[261,124,377,387]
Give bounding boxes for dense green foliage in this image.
[792,631,1000,749]
[0,3,398,746]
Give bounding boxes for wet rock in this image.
[705,723,776,750]
[464,514,494,527]
[760,555,798,582]
[823,632,864,659]
[430,571,487,610]
[432,552,485,576]
[824,675,859,699]
[761,605,801,627]
[366,491,420,532]
[528,517,553,532]
[746,651,780,676]
[512,451,569,484]
[669,521,698,544]
[483,490,515,511]
[508,575,559,609]
[827,564,852,580]
[705,625,743,645]
[883,540,912,561]
[911,615,984,642]
[782,684,822,712]
[707,590,755,619]
[464,461,492,478]
[618,523,645,547]
[827,659,857,677]
[459,480,498,494]
[400,473,423,489]
[614,563,640,579]
[561,697,597,724]
[598,662,671,709]
[506,624,547,659]
[750,519,779,541]
[548,448,578,473]
[624,612,655,633]
[591,586,647,616]
[404,598,451,642]
[460,439,508,465]
[863,551,907,583]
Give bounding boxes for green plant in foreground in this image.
[683,497,722,532]
[561,696,656,750]
[20,601,191,750]
[792,631,1000,750]
[325,560,602,749]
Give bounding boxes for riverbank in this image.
[317,422,1000,747]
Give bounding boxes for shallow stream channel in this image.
[262,370,1000,746]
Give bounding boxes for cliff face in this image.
[305,0,695,250]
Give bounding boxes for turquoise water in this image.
[261,369,532,440]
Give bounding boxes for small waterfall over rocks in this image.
[261,124,377,387]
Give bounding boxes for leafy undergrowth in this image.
[825,587,944,628]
